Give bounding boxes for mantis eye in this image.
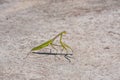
[63,31,67,34]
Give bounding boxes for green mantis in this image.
[31,31,73,52]
[24,31,73,62]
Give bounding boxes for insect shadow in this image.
[32,52,73,63]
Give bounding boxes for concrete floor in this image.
[0,0,120,80]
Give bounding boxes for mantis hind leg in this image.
[50,43,61,60]
[23,51,32,59]
[50,43,58,51]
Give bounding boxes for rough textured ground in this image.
[0,0,120,80]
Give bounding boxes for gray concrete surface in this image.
[0,0,120,80]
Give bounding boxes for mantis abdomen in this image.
[31,40,52,51]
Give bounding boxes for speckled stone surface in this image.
[0,0,120,80]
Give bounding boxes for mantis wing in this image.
[31,40,52,51]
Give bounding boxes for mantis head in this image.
[62,31,67,35]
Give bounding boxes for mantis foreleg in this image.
[59,34,73,52]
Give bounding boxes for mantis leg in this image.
[52,44,61,47]
[50,43,58,51]
[50,43,61,60]
[59,34,73,53]
[23,51,31,59]
[61,42,73,52]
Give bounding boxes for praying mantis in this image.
[31,31,73,52]
[25,31,73,62]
